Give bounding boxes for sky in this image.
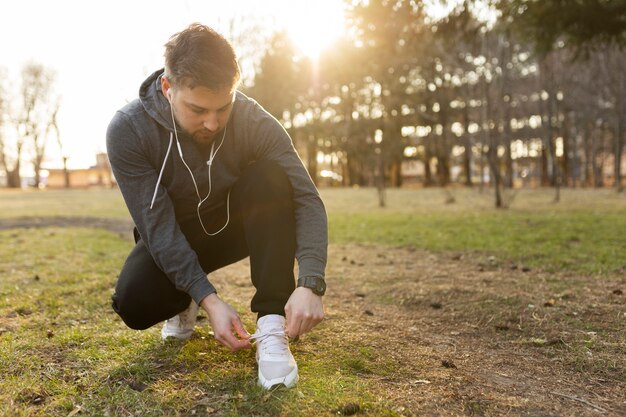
[1,0,347,170]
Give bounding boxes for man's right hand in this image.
[200,293,252,351]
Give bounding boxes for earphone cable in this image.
[169,100,230,236]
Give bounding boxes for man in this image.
[106,23,327,390]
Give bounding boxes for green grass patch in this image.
[1,187,624,274]
[0,228,401,416]
[322,187,626,274]
[329,209,626,274]
[0,188,128,219]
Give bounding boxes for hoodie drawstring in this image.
[150,132,173,209]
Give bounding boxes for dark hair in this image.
[164,23,240,91]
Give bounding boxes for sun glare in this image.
[281,0,347,59]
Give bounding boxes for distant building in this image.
[46,153,115,188]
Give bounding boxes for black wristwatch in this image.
[297,276,326,296]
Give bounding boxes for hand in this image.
[284,287,324,338]
[200,293,251,351]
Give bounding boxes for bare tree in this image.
[17,63,57,188]
[46,104,69,187]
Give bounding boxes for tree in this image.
[17,63,58,188]
[47,105,69,188]
[498,0,626,56]
[348,0,425,198]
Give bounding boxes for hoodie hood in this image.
[139,68,174,131]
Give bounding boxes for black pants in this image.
[111,160,297,330]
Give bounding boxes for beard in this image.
[191,128,219,144]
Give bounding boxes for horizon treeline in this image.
[245,0,626,194]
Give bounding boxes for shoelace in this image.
[248,329,289,354]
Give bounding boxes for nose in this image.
[203,114,219,132]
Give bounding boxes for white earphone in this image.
[167,86,231,236]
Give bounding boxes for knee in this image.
[111,292,153,330]
[240,160,292,199]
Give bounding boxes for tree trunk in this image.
[376,148,386,207]
[615,67,624,192]
[592,125,604,188]
[500,33,514,188]
[63,156,71,188]
[423,138,433,187]
[481,74,502,207]
[583,122,593,186]
[6,164,21,188]
[462,102,473,186]
[561,111,572,187]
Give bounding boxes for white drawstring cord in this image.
[150,96,230,237]
[150,133,173,209]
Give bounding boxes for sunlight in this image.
[280,0,346,58]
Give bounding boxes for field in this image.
[0,187,624,416]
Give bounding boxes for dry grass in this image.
[0,187,625,415]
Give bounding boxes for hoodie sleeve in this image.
[106,111,216,304]
[248,103,328,281]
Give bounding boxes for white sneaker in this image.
[161,300,199,340]
[251,314,299,389]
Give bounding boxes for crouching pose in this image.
[106,23,327,389]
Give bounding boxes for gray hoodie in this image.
[106,69,327,304]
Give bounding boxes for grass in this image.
[0,228,386,416]
[323,187,626,274]
[0,188,129,219]
[0,186,624,415]
[1,186,624,274]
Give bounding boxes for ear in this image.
[161,76,172,100]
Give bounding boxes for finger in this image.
[232,316,250,339]
[285,317,300,338]
[231,338,253,351]
[298,314,322,336]
[220,332,251,351]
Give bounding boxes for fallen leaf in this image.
[441,359,457,369]
[544,299,556,307]
[531,337,547,346]
[31,395,45,405]
[15,307,33,316]
[338,403,360,416]
[412,379,431,384]
[128,381,148,392]
[67,405,82,417]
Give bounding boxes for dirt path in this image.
[214,245,625,416]
[0,216,134,239]
[2,217,624,415]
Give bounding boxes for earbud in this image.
[167,89,173,102]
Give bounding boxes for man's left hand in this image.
[284,287,324,338]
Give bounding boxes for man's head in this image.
[161,23,240,144]
[164,23,240,91]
